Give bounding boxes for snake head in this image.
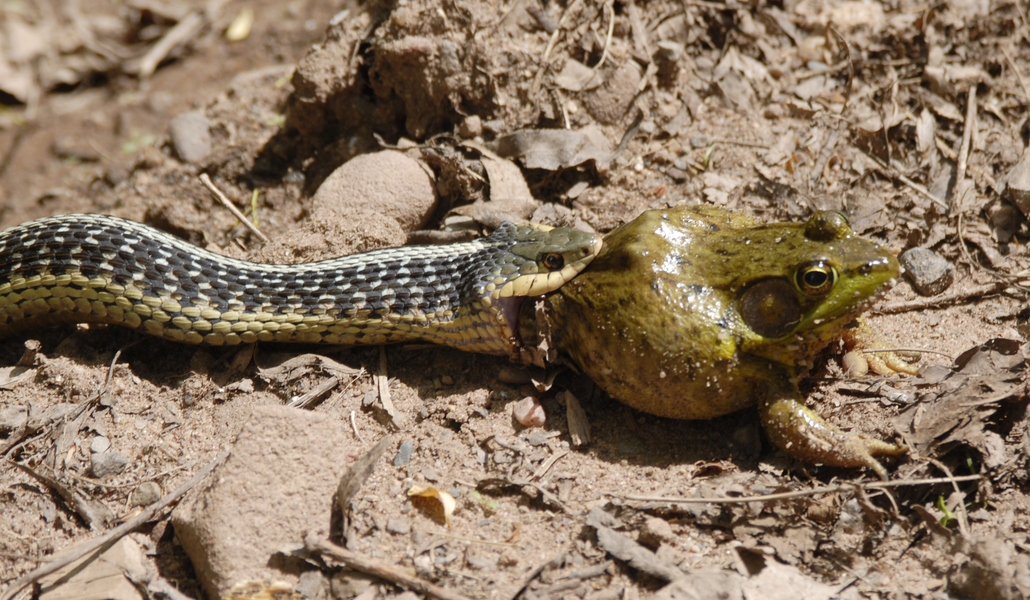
[479,222,602,355]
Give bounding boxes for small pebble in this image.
[842,351,868,377]
[91,451,129,478]
[129,482,162,507]
[90,436,111,454]
[440,375,454,386]
[394,441,414,466]
[638,516,676,549]
[168,110,212,164]
[667,167,690,182]
[466,554,497,570]
[458,115,482,138]
[900,247,954,296]
[526,430,550,446]
[513,396,545,428]
[385,517,411,535]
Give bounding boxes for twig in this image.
[1001,45,1030,102]
[199,173,270,243]
[709,138,770,149]
[0,451,229,600]
[541,0,580,64]
[349,410,365,444]
[99,349,122,401]
[795,59,850,81]
[305,536,474,600]
[506,552,567,600]
[136,12,206,79]
[590,1,614,70]
[287,376,339,408]
[872,282,1009,314]
[622,475,982,505]
[857,148,948,209]
[375,346,402,428]
[951,84,977,209]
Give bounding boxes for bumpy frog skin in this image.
[547,206,910,478]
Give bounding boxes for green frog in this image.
[540,205,914,478]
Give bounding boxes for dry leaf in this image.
[225,8,255,41]
[408,485,456,526]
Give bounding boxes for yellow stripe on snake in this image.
[0,214,602,355]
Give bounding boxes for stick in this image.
[622,475,982,505]
[305,536,474,600]
[199,173,270,243]
[951,84,977,209]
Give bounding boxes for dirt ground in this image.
[2,0,1030,598]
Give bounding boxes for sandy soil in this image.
[2,0,1030,598]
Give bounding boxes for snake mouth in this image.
[495,296,524,340]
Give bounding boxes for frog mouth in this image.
[796,276,896,339]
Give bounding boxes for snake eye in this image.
[795,261,836,296]
[542,253,565,270]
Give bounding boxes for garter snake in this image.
[0,214,602,355]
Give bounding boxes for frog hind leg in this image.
[759,377,907,480]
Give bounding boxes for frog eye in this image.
[795,261,837,296]
[542,253,565,270]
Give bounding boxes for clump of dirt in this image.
[2,0,1030,598]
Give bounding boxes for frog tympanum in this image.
[542,206,913,478]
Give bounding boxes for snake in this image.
[0,214,603,355]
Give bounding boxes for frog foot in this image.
[760,395,907,480]
[841,319,919,376]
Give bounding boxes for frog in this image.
[537,205,914,478]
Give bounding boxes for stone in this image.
[393,441,414,466]
[385,517,411,535]
[169,110,212,164]
[638,516,676,549]
[91,451,128,479]
[129,482,162,507]
[312,150,437,232]
[171,405,357,599]
[900,247,954,296]
[89,436,110,454]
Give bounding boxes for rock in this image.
[89,435,110,454]
[91,451,128,478]
[312,150,437,232]
[900,247,954,296]
[458,115,482,138]
[129,482,162,507]
[330,570,378,599]
[393,440,414,466]
[169,110,212,164]
[385,517,411,535]
[513,396,545,428]
[171,405,357,599]
[1004,147,1030,218]
[638,516,676,549]
[581,62,642,125]
[988,202,1023,244]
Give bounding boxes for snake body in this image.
[0,214,602,355]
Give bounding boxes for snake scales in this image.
[0,214,602,355]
